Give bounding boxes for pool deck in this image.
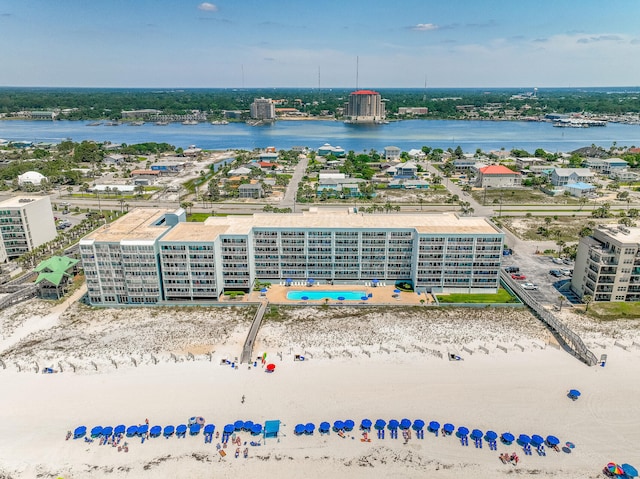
[239,283,434,306]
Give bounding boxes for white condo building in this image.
[80,208,504,306]
[0,196,57,262]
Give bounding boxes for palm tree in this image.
[557,295,565,312]
[583,294,593,312]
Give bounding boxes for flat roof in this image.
[82,208,175,243]
[160,222,230,242]
[0,196,48,208]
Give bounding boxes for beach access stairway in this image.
[0,284,38,311]
[240,300,269,364]
[501,271,598,366]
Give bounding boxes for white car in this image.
[521,283,538,290]
[552,258,564,264]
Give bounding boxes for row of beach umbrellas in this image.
[606,462,638,478]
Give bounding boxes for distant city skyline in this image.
[1,0,640,89]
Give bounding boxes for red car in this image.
[511,274,526,280]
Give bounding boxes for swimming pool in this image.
[286,290,368,301]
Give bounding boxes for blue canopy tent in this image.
[412,419,425,431]
[374,419,387,430]
[344,420,355,431]
[400,419,412,430]
[138,424,149,436]
[189,423,201,435]
[388,419,400,430]
[518,434,531,445]
[264,420,281,439]
[360,419,372,430]
[126,425,139,437]
[457,426,469,437]
[333,420,345,431]
[243,421,254,431]
[203,424,215,435]
[163,425,175,437]
[150,426,162,437]
[485,430,498,441]
[546,435,560,446]
[319,422,331,434]
[114,425,126,436]
[443,423,455,434]
[73,426,86,439]
[530,434,545,447]
[250,424,262,435]
[102,426,113,437]
[294,424,305,435]
[234,420,244,431]
[90,426,103,438]
[428,421,440,433]
[622,464,638,478]
[223,424,235,434]
[501,432,515,444]
[176,424,187,436]
[305,423,315,435]
[471,429,483,440]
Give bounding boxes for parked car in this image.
[552,257,564,264]
[504,266,519,273]
[521,283,538,290]
[549,270,563,277]
[511,274,526,280]
[562,258,573,265]
[561,269,573,276]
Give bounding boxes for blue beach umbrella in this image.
[243,421,254,431]
[372,278,379,284]
[333,420,345,431]
[305,423,315,434]
[388,419,399,430]
[150,426,162,437]
[457,426,469,437]
[203,424,215,435]
[319,422,330,433]
[251,424,262,435]
[260,288,268,293]
[285,278,292,285]
[622,464,638,478]
[294,424,305,435]
[374,419,386,430]
[485,430,498,441]
[471,429,483,440]
[126,425,138,437]
[568,389,581,398]
[176,424,187,435]
[114,425,126,436]
[223,424,235,434]
[361,419,372,430]
[400,419,412,430]
[308,278,314,284]
[73,426,87,438]
[518,434,531,445]
[443,423,455,434]
[501,432,515,443]
[137,424,149,436]
[234,420,244,431]
[530,434,545,446]
[394,289,401,294]
[90,426,103,437]
[429,421,440,432]
[189,423,201,435]
[102,426,113,437]
[163,425,175,437]
[546,435,560,446]
[412,419,425,431]
[344,420,355,431]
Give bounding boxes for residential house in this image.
[550,168,595,186]
[388,179,430,189]
[475,165,522,188]
[239,183,264,199]
[394,162,418,179]
[35,255,79,299]
[562,182,597,198]
[104,154,126,166]
[384,146,401,161]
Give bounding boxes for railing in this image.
[240,301,268,364]
[501,272,598,366]
[0,285,38,310]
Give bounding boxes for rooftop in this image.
[351,90,379,95]
[81,208,176,243]
[0,196,48,208]
[479,165,520,175]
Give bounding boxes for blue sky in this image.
[1,0,639,88]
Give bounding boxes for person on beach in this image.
[241,394,245,404]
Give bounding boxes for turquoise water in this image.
[286,290,367,301]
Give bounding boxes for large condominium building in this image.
[250,98,276,120]
[344,90,386,124]
[0,196,57,262]
[571,225,640,303]
[80,208,504,306]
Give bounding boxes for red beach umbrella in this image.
[266,363,276,372]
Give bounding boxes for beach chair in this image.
[537,444,545,456]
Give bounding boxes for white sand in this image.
[1,301,639,478]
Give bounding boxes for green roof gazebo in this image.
[34,256,79,299]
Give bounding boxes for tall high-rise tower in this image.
[344,90,385,124]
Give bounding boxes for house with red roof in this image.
[475,164,522,188]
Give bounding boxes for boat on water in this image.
[211,120,229,125]
[130,121,145,126]
[182,120,199,125]
[552,118,607,128]
[104,121,121,126]
[155,121,169,126]
[87,122,102,126]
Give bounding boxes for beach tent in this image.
[73,426,86,438]
[400,419,411,430]
[150,426,162,437]
[203,424,215,435]
[361,419,372,430]
[412,419,425,431]
[264,420,281,439]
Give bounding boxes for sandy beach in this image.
[1,298,639,478]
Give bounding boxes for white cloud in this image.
[412,23,439,32]
[198,3,218,12]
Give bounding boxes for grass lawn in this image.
[585,301,640,321]
[436,288,518,304]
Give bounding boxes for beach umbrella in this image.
[90,426,103,438]
[344,420,355,431]
[568,389,581,398]
[518,434,531,445]
[150,426,162,437]
[388,419,399,430]
[266,363,276,372]
[374,419,386,430]
[443,423,455,434]
[361,419,372,430]
[114,425,126,436]
[501,432,515,443]
[394,289,401,294]
[176,424,187,436]
[319,422,330,433]
[126,425,138,437]
[471,429,483,440]
[73,426,86,438]
[457,426,469,437]
[308,278,314,284]
[428,421,440,432]
[412,419,425,431]
[333,420,345,431]
[400,419,412,430]
[243,421,254,431]
[234,420,244,431]
[196,417,205,425]
[294,424,305,435]
[223,424,234,434]
[251,424,262,435]
[163,425,175,437]
[372,279,379,286]
[337,296,346,301]
[260,288,268,293]
[203,424,215,435]
[485,430,498,441]
[622,464,638,478]
[137,424,149,436]
[305,423,315,434]
[530,434,544,446]
[546,435,560,446]
[607,463,624,476]
[189,423,201,435]
[285,278,292,284]
[102,426,113,437]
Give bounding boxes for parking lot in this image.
[501,251,577,307]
